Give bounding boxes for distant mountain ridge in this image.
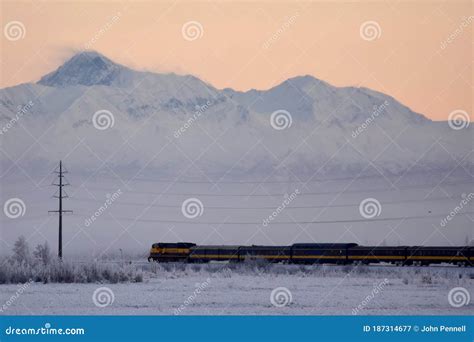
[0,51,471,178]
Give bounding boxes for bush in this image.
[12,236,30,264]
[0,258,144,284]
[33,242,51,266]
[421,275,432,284]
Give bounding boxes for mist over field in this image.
[0,171,473,257]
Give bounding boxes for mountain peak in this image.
[282,74,333,89]
[71,50,115,64]
[38,51,125,87]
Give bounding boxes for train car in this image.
[406,246,471,266]
[148,242,473,267]
[347,246,407,265]
[188,245,240,263]
[291,243,357,264]
[148,242,196,262]
[239,245,292,262]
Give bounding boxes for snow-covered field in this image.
[1,263,472,315]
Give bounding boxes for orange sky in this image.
[1,0,472,121]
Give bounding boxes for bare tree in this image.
[33,241,51,265]
[12,236,30,264]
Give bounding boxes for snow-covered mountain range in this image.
[0,51,472,179]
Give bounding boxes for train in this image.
[148,242,474,266]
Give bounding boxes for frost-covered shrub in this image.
[12,236,31,265]
[161,263,186,273]
[0,258,144,284]
[33,242,51,266]
[421,275,432,284]
[190,264,202,273]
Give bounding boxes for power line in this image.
[98,173,471,185]
[85,180,472,197]
[100,173,388,184]
[69,195,462,210]
[72,211,474,225]
[48,161,73,259]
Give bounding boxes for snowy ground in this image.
[0,263,472,315]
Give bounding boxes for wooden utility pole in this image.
[48,161,72,259]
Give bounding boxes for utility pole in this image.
[48,160,72,259]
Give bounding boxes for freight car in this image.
[148,242,474,266]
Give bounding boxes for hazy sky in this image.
[1,0,472,121]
